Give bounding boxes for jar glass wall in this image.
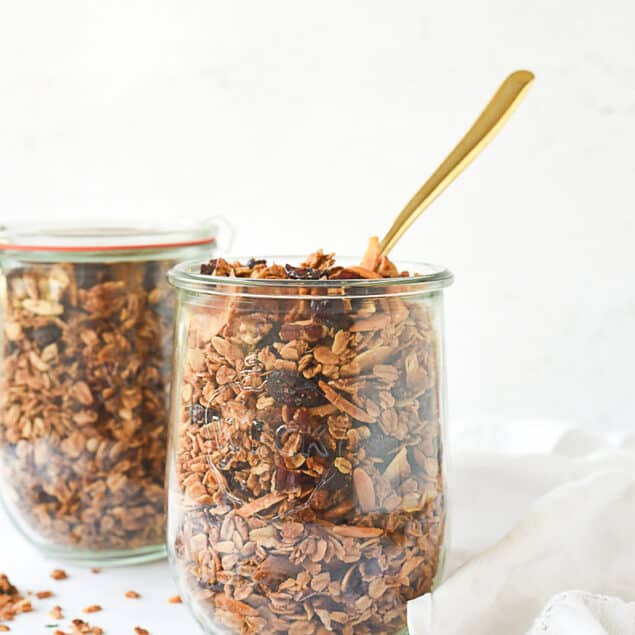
[0,223,221,565]
[167,258,453,634]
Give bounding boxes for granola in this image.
[169,244,447,634]
[0,574,32,623]
[0,260,175,552]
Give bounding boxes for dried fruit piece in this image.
[32,324,62,348]
[283,264,322,280]
[266,370,325,407]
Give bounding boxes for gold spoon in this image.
[379,70,535,257]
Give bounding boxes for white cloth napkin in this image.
[407,424,635,635]
[528,592,635,635]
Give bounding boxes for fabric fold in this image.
[407,438,635,635]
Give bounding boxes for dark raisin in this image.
[251,420,264,441]
[200,259,218,275]
[188,403,218,426]
[279,322,325,342]
[142,261,162,291]
[309,298,353,330]
[75,263,110,289]
[255,324,280,350]
[265,370,325,407]
[247,258,267,268]
[275,465,313,492]
[34,486,58,505]
[284,264,322,280]
[32,324,62,349]
[291,408,313,433]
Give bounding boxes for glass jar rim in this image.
[168,256,454,299]
[0,221,217,253]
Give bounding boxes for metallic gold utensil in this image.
[379,70,535,256]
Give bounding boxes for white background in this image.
[0,5,634,439]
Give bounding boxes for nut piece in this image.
[353,467,376,513]
[36,590,53,599]
[50,570,68,581]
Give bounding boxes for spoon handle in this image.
[380,70,535,256]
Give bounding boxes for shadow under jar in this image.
[0,223,220,565]
[167,257,453,634]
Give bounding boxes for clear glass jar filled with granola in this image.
[0,221,225,565]
[167,249,453,635]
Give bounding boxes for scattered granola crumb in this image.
[0,574,32,623]
[134,628,149,635]
[49,605,64,620]
[167,595,182,604]
[0,625,10,632]
[50,569,68,581]
[125,590,141,599]
[90,568,101,575]
[36,590,54,599]
[82,605,102,614]
[67,618,103,634]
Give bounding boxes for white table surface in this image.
[0,503,200,634]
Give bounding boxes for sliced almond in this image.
[353,467,376,513]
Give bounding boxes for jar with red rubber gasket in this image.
[0,221,225,565]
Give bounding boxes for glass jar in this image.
[166,257,453,634]
[0,222,224,565]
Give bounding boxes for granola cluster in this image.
[0,573,32,623]
[171,243,446,634]
[0,260,175,551]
